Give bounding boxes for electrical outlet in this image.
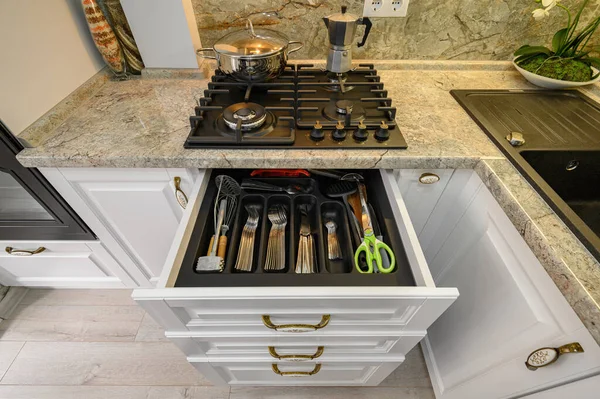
[362,0,410,17]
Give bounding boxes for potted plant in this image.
[514,0,600,89]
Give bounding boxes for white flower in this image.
[542,0,558,8]
[532,8,550,20]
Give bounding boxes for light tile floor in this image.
[0,289,434,399]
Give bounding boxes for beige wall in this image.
[0,0,105,135]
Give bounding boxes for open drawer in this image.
[133,169,459,336]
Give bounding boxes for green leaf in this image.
[514,46,552,57]
[586,57,600,69]
[515,53,543,65]
[552,28,569,53]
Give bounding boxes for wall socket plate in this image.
[362,0,410,17]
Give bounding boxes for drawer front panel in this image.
[166,295,428,334]
[1,241,91,254]
[168,333,423,359]
[192,360,401,386]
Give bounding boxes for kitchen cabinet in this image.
[41,168,200,287]
[0,240,126,288]
[395,169,600,399]
[132,169,459,386]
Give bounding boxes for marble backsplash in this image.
[191,0,600,60]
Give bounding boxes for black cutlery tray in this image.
[174,169,415,287]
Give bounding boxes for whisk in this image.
[196,175,240,272]
[212,175,241,259]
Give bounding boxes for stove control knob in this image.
[332,120,346,141]
[375,120,390,142]
[310,121,325,141]
[353,121,369,142]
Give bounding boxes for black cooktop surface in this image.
[185,64,407,149]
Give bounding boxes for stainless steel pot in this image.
[196,20,303,82]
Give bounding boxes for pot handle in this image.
[287,41,304,56]
[196,48,216,60]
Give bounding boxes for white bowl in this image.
[513,60,600,89]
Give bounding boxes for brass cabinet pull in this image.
[262,315,330,332]
[272,363,321,377]
[418,172,440,184]
[269,346,324,361]
[5,247,46,256]
[525,342,584,371]
[174,177,188,209]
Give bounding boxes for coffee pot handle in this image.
[357,17,372,48]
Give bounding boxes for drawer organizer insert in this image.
[175,169,415,287]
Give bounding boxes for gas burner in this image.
[324,72,355,93]
[223,103,267,131]
[323,101,366,122]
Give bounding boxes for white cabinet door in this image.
[393,169,454,235]
[41,168,199,287]
[397,169,600,399]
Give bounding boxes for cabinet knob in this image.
[174,177,188,209]
[261,315,330,332]
[525,342,584,371]
[418,173,440,184]
[5,247,46,256]
[269,346,324,361]
[272,363,321,377]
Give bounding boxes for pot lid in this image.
[214,20,289,56]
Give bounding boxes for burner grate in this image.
[184,64,406,149]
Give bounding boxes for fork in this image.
[234,205,260,272]
[265,204,288,271]
[295,204,315,274]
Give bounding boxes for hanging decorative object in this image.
[100,0,145,74]
[81,0,126,76]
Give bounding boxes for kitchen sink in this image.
[521,150,600,237]
[451,90,600,260]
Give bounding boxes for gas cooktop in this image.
[185,64,407,149]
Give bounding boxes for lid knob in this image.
[341,5,347,13]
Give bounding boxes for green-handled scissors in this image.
[354,183,395,274]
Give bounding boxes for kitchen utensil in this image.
[234,204,261,272]
[342,175,395,274]
[325,181,361,249]
[295,204,315,274]
[322,6,372,74]
[368,203,391,271]
[241,179,313,194]
[250,169,310,178]
[196,19,303,82]
[213,175,241,258]
[265,204,288,271]
[347,191,362,224]
[307,169,344,179]
[196,197,227,272]
[325,220,342,260]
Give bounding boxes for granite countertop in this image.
[15,61,600,345]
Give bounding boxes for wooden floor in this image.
[0,289,435,399]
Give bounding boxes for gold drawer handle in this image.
[418,173,440,184]
[526,342,584,371]
[269,346,324,361]
[174,177,188,209]
[262,315,330,333]
[272,363,321,377]
[5,247,46,256]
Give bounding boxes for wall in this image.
[0,0,105,135]
[191,0,600,60]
